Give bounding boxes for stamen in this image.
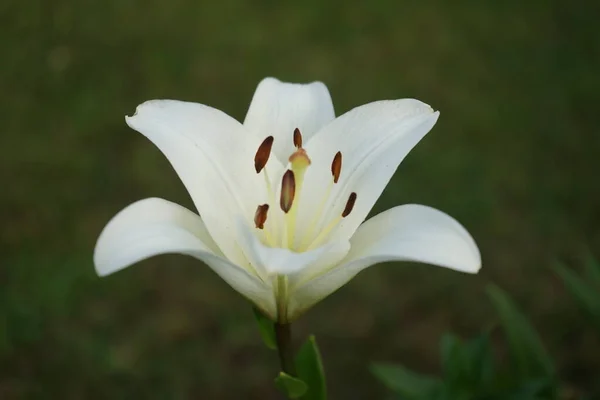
[254,204,269,229]
[293,127,303,148]
[254,136,274,173]
[298,151,342,250]
[342,192,357,217]
[280,170,296,213]
[305,192,359,250]
[331,151,342,183]
[262,168,279,243]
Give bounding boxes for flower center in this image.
[253,129,357,252]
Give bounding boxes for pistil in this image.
[285,129,311,249]
[254,134,357,254]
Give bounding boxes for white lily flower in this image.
[94,77,481,322]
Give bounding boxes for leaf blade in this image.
[370,363,442,399]
[486,284,554,378]
[440,333,466,387]
[583,252,600,287]
[274,372,308,399]
[295,335,326,400]
[553,262,600,328]
[252,307,277,350]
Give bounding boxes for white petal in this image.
[94,198,276,318]
[244,77,335,162]
[126,100,283,265]
[289,204,480,318]
[236,218,350,279]
[297,100,439,246]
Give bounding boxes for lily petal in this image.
[289,204,480,318]
[244,77,335,162]
[299,100,439,245]
[126,100,283,265]
[94,198,276,317]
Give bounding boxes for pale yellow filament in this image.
[298,179,334,251]
[262,168,279,243]
[305,215,343,251]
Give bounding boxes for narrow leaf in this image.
[252,307,277,350]
[295,335,326,400]
[370,363,442,399]
[464,334,494,388]
[274,372,308,399]
[486,284,554,378]
[553,262,600,327]
[440,333,465,385]
[583,252,600,287]
[505,377,557,399]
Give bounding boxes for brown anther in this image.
[254,136,274,173]
[293,127,303,148]
[280,170,296,213]
[341,192,357,218]
[254,204,270,229]
[331,151,342,183]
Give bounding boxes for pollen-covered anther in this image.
[254,136,274,173]
[331,151,342,183]
[293,127,303,148]
[254,204,270,229]
[342,192,357,217]
[280,170,296,213]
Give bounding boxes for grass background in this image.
[1,0,599,398]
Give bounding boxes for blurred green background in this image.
[1,0,599,398]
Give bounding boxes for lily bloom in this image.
[94,77,481,322]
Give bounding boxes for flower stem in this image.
[274,322,296,375]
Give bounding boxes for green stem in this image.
[275,322,296,375]
[276,275,289,322]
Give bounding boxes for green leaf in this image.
[464,334,494,388]
[252,307,277,350]
[505,377,557,400]
[553,262,600,328]
[295,335,326,400]
[440,333,466,385]
[370,363,442,399]
[486,284,554,378]
[583,252,600,287]
[274,372,308,399]
[439,334,496,399]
